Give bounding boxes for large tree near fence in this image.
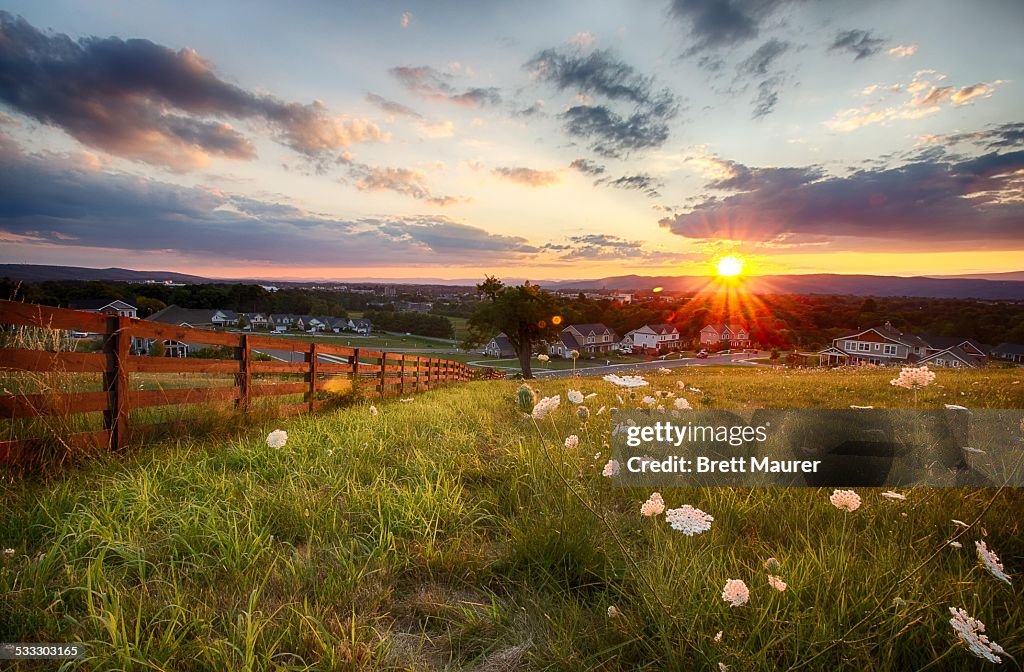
[464,276,563,379]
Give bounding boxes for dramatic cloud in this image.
[0,139,532,265]
[919,122,1024,150]
[828,72,1006,131]
[668,0,796,54]
[525,47,679,157]
[595,173,664,197]
[659,151,1024,249]
[829,29,887,60]
[491,166,561,187]
[0,12,385,170]
[569,158,606,175]
[546,233,699,263]
[350,165,463,206]
[389,65,501,107]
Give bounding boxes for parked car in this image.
[696,350,708,359]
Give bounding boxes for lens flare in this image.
[715,255,745,278]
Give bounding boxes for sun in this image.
[715,255,745,278]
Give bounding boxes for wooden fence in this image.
[0,300,489,462]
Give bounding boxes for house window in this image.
[883,344,897,355]
[952,360,960,367]
[602,335,609,342]
[587,336,595,344]
[857,342,871,352]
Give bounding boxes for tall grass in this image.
[0,367,1021,669]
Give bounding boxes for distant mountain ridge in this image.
[2,264,1023,300]
[538,273,1024,300]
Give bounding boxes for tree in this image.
[464,277,562,379]
[135,296,166,318]
[148,340,166,357]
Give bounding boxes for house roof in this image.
[836,323,929,349]
[919,346,984,368]
[350,318,372,327]
[487,333,515,355]
[70,298,135,311]
[647,323,678,335]
[146,305,222,326]
[566,323,615,336]
[994,342,1024,356]
[919,335,989,354]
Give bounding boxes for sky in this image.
[0,0,1021,282]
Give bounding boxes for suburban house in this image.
[239,313,268,329]
[624,324,681,354]
[548,324,618,358]
[483,333,516,358]
[348,318,373,334]
[819,322,988,368]
[143,305,230,357]
[699,323,752,349]
[269,314,299,332]
[993,343,1024,364]
[69,299,137,319]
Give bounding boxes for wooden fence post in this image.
[238,334,251,412]
[379,352,386,397]
[426,357,432,389]
[351,348,360,395]
[102,316,131,451]
[399,355,405,396]
[308,341,319,413]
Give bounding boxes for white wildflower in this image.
[603,374,649,388]
[721,579,749,607]
[713,630,723,643]
[569,349,580,359]
[688,386,702,393]
[976,540,1012,585]
[674,397,692,410]
[564,435,580,450]
[537,354,550,362]
[676,381,686,390]
[881,491,907,501]
[719,664,728,672]
[949,607,1005,663]
[369,405,379,416]
[767,575,787,592]
[532,395,561,419]
[665,505,714,535]
[829,489,862,512]
[607,605,622,618]
[568,389,585,404]
[2,548,13,558]
[890,365,935,390]
[949,541,963,549]
[640,492,665,517]
[658,367,671,375]
[602,459,621,477]
[642,395,657,405]
[266,429,288,449]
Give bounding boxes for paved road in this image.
[531,353,764,379]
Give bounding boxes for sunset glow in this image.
[715,256,745,278]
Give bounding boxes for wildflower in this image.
[676,381,686,390]
[948,607,1005,663]
[890,365,935,390]
[658,367,671,375]
[568,389,584,404]
[369,405,379,416]
[607,605,622,618]
[764,557,781,573]
[767,575,787,592]
[602,459,621,477]
[881,491,907,500]
[642,395,657,405]
[829,489,862,512]
[593,452,601,459]
[721,579,749,607]
[266,429,288,449]
[976,540,1012,585]
[719,664,729,672]
[531,395,560,419]
[665,505,714,535]
[949,541,963,548]
[674,397,692,410]
[688,386,702,393]
[516,384,538,412]
[569,349,580,359]
[537,354,550,362]
[640,492,665,517]
[713,631,723,643]
[564,435,580,450]
[576,406,591,421]
[603,374,649,388]
[2,548,13,558]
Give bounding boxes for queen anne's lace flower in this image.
[266,429,288,449]
[640,492,665,517]
[949,607,1005,663]
[721,579,749,607]
[537,354,550,362]
[665,505,714,535]
[369,405,379,417]
[674,397,692,410]
[568,389,585,404]
[602,459,621,477]
[607,605,622,618]
[890,365,935,390]
[658,367,671,375]
[767,575,787,592]
[713,631,723,643]
[976,540,1012,585]
[642,395,657,405]
[532,395,560,419]
[564,435,579,450]
[765,557,781,573]
[603,374,649,388]
[829,489,862,512]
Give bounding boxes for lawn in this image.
[1,367,1022,670]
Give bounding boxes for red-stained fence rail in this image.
[0,300,488,462]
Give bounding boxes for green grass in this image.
[1,367,1022,670]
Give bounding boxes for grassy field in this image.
[1,367,1022,670]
